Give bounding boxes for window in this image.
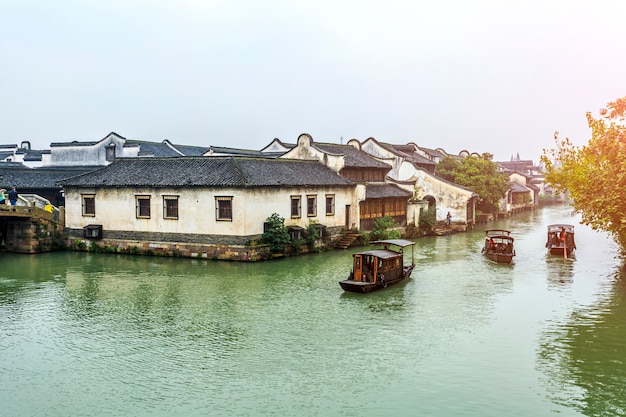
[216,196,233,221]
[163,195,179,219]
[307,195,317,217]
[81,194,95,217]
[136,195,151,218]
[325,194,335,216]
[105,144,116,162]
[291,196,301,218]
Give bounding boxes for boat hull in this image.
[339,265,415,293]
[548,245,575,257]
[483,251,514,264]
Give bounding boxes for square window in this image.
[82,194,95,217]
[216,196,233,221]
[307,195,317,217]
[136,195,151,218]
[163,196,179,219]
[291,196,301,218]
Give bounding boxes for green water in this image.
[1,205,625,417]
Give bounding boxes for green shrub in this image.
[304,220,320,250]
[418,206,437,234]
[262,213,291,254]
[371,216,400,240]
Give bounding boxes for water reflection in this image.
[2,205,626,417]
[546,254,576,285]
[539,269,626,416]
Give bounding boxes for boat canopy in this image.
[547,224,575,232]
[355,249,402,259]
[484,229,511,236]
[484,230,514,241]
[370,239,415,248]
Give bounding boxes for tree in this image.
[436,153,509,213]
[541,97,626,254]
[262,213,291,254]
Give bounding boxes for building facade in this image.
[59,156,358,260]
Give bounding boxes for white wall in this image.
[64,185,359,236]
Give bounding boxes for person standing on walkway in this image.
[8,186,18,206]
[446,212,452,228]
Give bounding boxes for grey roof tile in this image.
[365,183,412,199]
[313,143,391,169]
[58,157,355,188]
[0,164,99,189]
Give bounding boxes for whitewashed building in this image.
[58,156,359,260]
[358,137,478,227]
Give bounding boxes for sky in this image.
[1,0,625,162]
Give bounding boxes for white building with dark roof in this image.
[58,156,361,260]
[277,133,412,230]
[359,137,478,227]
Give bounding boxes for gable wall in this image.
[48,135,127,166]
[281,135,345,173]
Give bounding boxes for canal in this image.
[1,204,624,417]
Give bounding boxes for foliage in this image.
[541,96,626,254]
[404,223,420,238]
[304,220,320,250]
[418,206,437,233]
[262,213,291,254]
[370,216,400,240]
[290,238,305,254]
[436,153,509,212]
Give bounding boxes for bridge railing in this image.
[1,194,63,223]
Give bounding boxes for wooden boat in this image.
[545,224,576,257]
[339,239,416,293]
[481,229,515,264]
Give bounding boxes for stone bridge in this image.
[0,204,65,253]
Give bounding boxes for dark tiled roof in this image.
[50,140,100,147]
[418,146,446,158]
[50,132,128,147]
[313,143,391,169]
[22,150,45,161]
[365,183,412,199]
[174,144,211,156]
[378,143,434,166]
[510,183,530,193]
[0,164,100,189]
[209,146,267,157]
[58,157,355,188]
[130,141,183,157]
[126,140,212,157]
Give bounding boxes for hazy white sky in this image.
[2,0,625,161]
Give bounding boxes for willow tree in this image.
[436,153,509,213]
[541,97,626,254]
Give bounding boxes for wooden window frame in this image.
[136,195,151,219]
[81,194,95,217]
[215,196,233,221]
[291,195,301,218]
[163,195,179,220]
[307,195,317,217]
[325,194,335,216]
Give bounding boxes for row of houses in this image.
[1,132,549,259]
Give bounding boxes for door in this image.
[353,254,363,281]
[345,205,351,230]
